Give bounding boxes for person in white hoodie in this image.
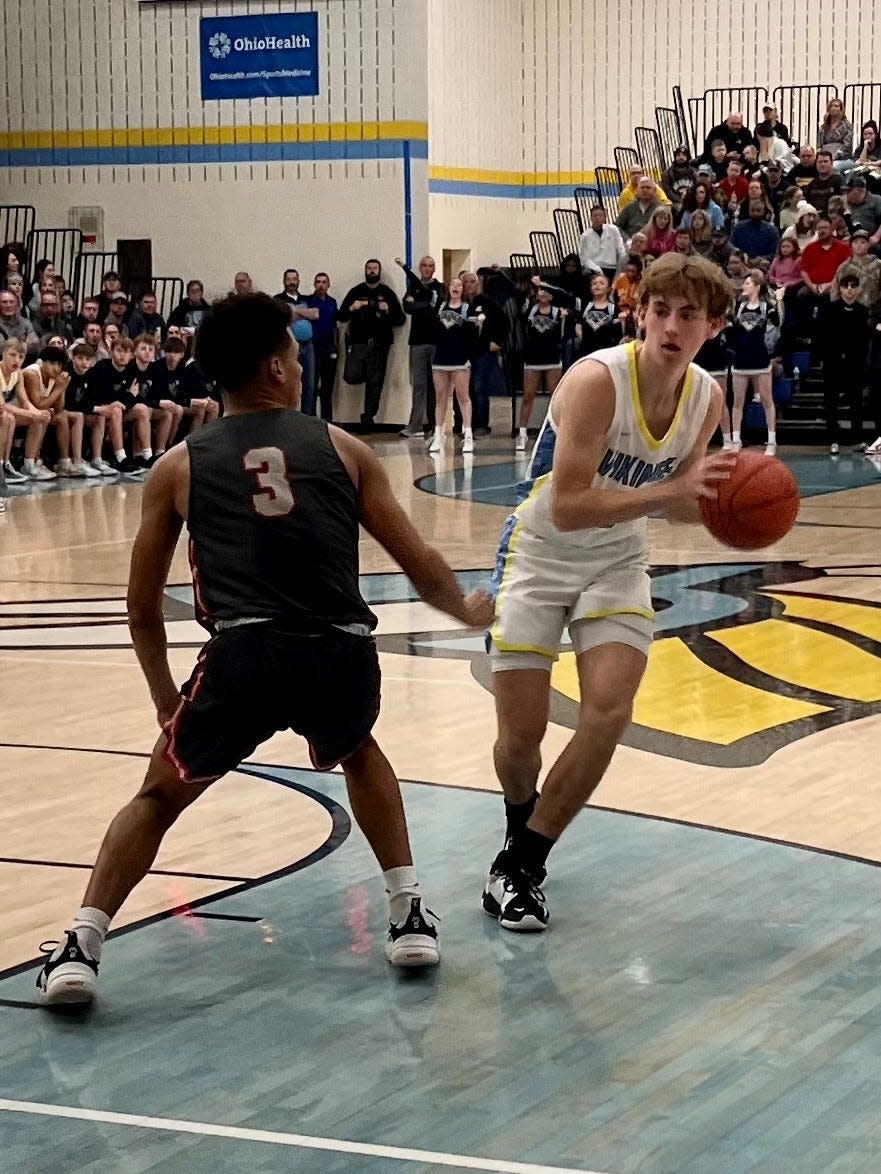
[578,205,626,280]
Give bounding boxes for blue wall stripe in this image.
[428,178,621,200]
[0,138,428,170]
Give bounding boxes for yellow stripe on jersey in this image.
[626,341,695,452]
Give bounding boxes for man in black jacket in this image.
[461,271,507,434]
[702,112,756,161]
[338,259,405,430]
[395,255,444,437]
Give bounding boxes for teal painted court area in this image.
[417,452,881,509]
[5,765,881,1172]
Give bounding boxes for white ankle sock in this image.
[138,448,152,460]
[732,430,741,443]
[115,449,127,462]
[383,866,420,925]
[71,907,111,961]
[519,426,527,436]
[767,431,776,444]
[722,432,732,443]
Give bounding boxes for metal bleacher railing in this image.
[0,205,36,266]
[25,227,82,292]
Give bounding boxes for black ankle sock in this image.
[504,793,538,843]
[509,825,555,876]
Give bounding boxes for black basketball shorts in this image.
[162,624,381,784]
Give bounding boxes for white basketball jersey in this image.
[514,341,712,549]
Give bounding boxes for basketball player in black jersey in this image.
[38,293,493,1006]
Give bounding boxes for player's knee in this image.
[496,720,544,761]
[132,403,149,420]
[138,771,202,825]
[580,693,633,740]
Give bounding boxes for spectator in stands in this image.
[102,324,120,352]
[782,203,819,250]
[104,292,129,334]
[689,211,714,258]
[3,245,26,283]
[233,272,254,295]
[705,226,734,269]
[799,214,851,327]
[674,228,694,255]
[70,321,109,362]
[827,196,852,241]
[338,259,405,431]
[817,99,853,162]
[62,343,113,476]
[703,113,755,161]
[627,232,649,264]
[0,289,38,348]
[28,274,57,317]
[91,336,150,472]
[831,228,881,305]
[127,334,181,462]
[4,272,27,307]
[462,270,507,434]
[96,271,123,320]
[644,207,677,256]
[1,338,51,482]
[59,292,77,335]
[816,273,869,453]
[395,255,443,437]
[738,143,764,179]
[27,260,54,307]
[154,336,219,433]
[763,162,789,220]
[731,200,780,260]
[168,279,209,333]
[844,176,881,247]
[74,295,101,337]
[680,179,725,230]
[617,164,670,209]
[736,178,774,224]
[769,237,804,358]
[660,146,697,218]
[703,141,731,182]
[307,271,340,425]
[612,257,642,336]
[726,251,748,296]
[805,150,843,214]
[273,268,318,414]
[574,274,622,357]
[729,270,780,454]
[615,177,661,241]
[844,121,881,186]
[127,289,166,342]
[789,145,819,191]
[578,205,626,280]
[717,158,749,219]
[31,287,72,343]
[22,344,90,478]
[779,187,806,232]
[755,104,792,151]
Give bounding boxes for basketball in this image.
[699,451,800,550]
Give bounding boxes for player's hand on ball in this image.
[673,452,737,500]
[463,589,495,629]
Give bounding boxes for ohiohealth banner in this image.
[200,13,319,100]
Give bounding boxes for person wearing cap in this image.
[617,163,670,210]
[104,292,130,335]
[764,160,788,219]
[755,104,792,150]
[660,147,697,218]
[707,225,735,269]
[845,175,881,247]
[831,229,881,306]
[782,203,820,251]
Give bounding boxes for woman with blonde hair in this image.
[643,206,677,256]
[689,209,714,257]
[817,98,853,162]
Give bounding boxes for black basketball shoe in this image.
[386,897,440,967]
[36,930,99,1006]
[482,849,549,932]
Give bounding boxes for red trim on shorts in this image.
[161,646,220,785]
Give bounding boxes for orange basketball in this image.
[699,451,800,550]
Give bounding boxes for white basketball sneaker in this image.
[36,930,99,1006]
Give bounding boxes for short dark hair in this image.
[816,149,833,162]
[101,270,120,282]
[314,271,329,281]
[82,295,100,307]
[710,139,726,150]
[283,268,299,280]
[162,337,186,354]
[40,345,68,366]
[840,274,861,287]
[71,343,97,359]
[815,213,832,225]
[187,279,203,293]
[590,204,605,214]
[195,293,293,393]
[140,288,157,301]
[365,258,382,269]
[132,333,157,348]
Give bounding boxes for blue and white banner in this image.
[200,13,319,101]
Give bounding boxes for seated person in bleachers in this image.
[726,250,748,296]
[831,228,881,304]
[779,187,807,232]
[127,289,167,343]
[58,292,78,338]
[152,336,218,433]
[612,256,642,336]
[91,336,151,472]
[96,270,124,320]
[102,324,120,353]
[702,112,756,161]
[716,159,750,221]
[578,204,627,280]
[127,334,181,464]
[64,342,120,476]
[660,147,696,219]
[103,291,130,334]
[69,321,109,362]
[707,225,735,269]
[574,274,623,356]
[806,150,843,214]
[22,345,90,478]
[844,176,881,246]
[782,203,819,250]
[817,99,853,163]
[1,338,45,483]
[731,201,780,261]
[74,295,102,337]
[755,104,792,153]
[788,145,819,191]
[799,213,852,320]
[689,210,714,258]
[763,161,789,221]
[31,285,72,343]
[827,197,852,241]
[674,228,694,255]
[680,178,725,230]
[615,177,662,241]
[0,288,39,350]
[843,121,881,186]
[736,179,775,224]
[168,279,209,334]
[617,164,670,209]
[702,140,731,183]
[644,206,677,256]
[739,144,764,181]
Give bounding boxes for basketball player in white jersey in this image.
[483,253,735,931]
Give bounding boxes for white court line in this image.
[0,1099,600,1173]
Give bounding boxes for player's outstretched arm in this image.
[127,446,187,724]
[340,435,492,629]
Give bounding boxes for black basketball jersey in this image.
[185,409,376,635]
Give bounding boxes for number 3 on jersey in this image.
[244,447,295,517]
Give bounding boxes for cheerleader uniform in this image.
[523,305,563,372]
[432,302,477,371]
